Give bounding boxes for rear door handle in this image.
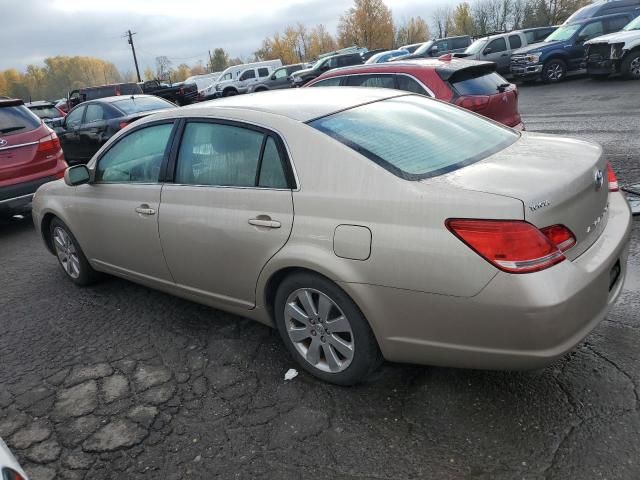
[135,204,156,216]
[248,218,281,228]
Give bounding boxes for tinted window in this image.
[287,65,303,75]
[606,16,630,32]
[65,106,85,128]
[309,77,342,87]
[84,104,105,123]
[258,68,270,77]
[450,70,508,95]
[258,137,287,188]
[28,106,61,120]
[451,37,470,49]
[112,97,174,114]
[176,122,263,187]
[0,105,41,135]
[344,74,395,89]
[310,96,517,180]
[96,123,173,183]
[120,84,143,95]
[273,68,288,79]
[578,21,604,40]
[435,41,449,53]
[508,35,522,49]
[240,70,256,80]
[487,38,507,53]
[535,28,555,41]
[338,56,360,67]
[396,76,429,95]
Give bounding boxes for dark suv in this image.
[290,54,364,86]
[248,64,306,92]
[511,13,634,82]
[564,0,640,24]
[68,83,143,109]
[395,36,472,60]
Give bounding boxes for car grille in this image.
[587,43,610,61]
[510,55,529,66]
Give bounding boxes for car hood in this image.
[513,41,563,55]
[292,67,315,78]
[585,30,640,45]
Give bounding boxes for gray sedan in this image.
[32,88,632,385]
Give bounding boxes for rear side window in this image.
[451,37,470,49]
[605,16,630,32]
[0,105,41,135]
[310,96,517,180]
[450,70,508,96]
[508,35,522,49]
[258,68,270,77]
[344,74,395,89]
[85,104,105,123]
[240,70,256,80]
[396,76,429,96]
[339,56,361,67]
[309,77,342,87]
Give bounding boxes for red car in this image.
[305,55,523,129]
[0,98,67,217]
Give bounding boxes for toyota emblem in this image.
[594,169,604,191]
[0,138,7,147]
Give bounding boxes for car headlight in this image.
[215,84,222,91]
[525,53,541,63]
[611,43,625,59]
[292,76,303,83]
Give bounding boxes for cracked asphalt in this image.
[1,76,639,480]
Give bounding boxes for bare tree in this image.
[432,5,453,38]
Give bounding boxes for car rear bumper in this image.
[342,192,632,370]
[0,175,60,212]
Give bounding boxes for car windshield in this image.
[310,95,518,180]
[112,96,175,114]
[623,16,640,31]
[312,58,328,70]
[465,38,488,54]
[413,41,435,55]
[545,24,581,41]
[29,106,61,119]
[0,105,42,135]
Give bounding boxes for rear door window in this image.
[451,37,470,49]
[605,16,630,32]
[0,105,41,135]
[449,69,508,95]
[258,68,270,78]
[309,77,343,87]
[344,74,396,89]
[240,70,256,80]
[395,76,430,96]
[84,104,105,123]
[508,35,522,49]
[578,21,604,41]
[310,95,517,180]
[65,106,86,128]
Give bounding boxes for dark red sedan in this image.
[0,98,67,217]
[305,56,523,129]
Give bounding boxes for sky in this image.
[0,0,457,73]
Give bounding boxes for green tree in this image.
[209,48,230,72]
[450,3,475,36]
[337,0,395,49]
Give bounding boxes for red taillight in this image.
[455,95,490,112]
[607,162,619,192]
[446,219,566,274]
[540,224,576,252]
[35,133,62,161]
[118,121,130,130]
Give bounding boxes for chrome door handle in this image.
[248,218,281,228]
[135,205,156,216]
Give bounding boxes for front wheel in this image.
[274,272,382,385]
[223,89,237,97]
[542,59,567,83]
[622,51,640,80]
[50,218,101,286]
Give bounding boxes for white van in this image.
[202,59,283,99]
[185,72,222,93]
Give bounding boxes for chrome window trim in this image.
[0,141,38,152]
[315,72,436,98]
[0,193,34,205]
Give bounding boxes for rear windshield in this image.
[0,105,42,135]
[309,95,517,180]
[29,106,61,120]
[111,96,174,114]
[450,70,510,96]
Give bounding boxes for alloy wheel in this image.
[284,288,355,373]
[53,226,81,279]
[630,57,640,78]
[547,63,563,81]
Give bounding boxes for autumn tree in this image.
[173,63,191,82]
[308,24,337,58]
[337,0,395,49]
[209,48,230,72]
[395,16,430,46]
[449,3,476,36]
[189,62,207,76]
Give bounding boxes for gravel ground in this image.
[0,76,639,480]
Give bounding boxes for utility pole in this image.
[126,30,142,82]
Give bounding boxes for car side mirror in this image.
[430,46,439,54]
[50,118,64,129]
[483,47,493,55]
[270,74,276,80]
[64,165,90,186]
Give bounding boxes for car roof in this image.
[0,98,24,107]
[177,87,407,122]
[24,101,55,107]
[312,58,496,80]
[83,94,161,104]
[567,11,635,24]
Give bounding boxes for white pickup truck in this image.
[585,15,640,79]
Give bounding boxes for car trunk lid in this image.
[441,132,609,260]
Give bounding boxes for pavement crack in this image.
[586,345,640,408]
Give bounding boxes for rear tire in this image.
[542,59,567,83]
[274,272,383,386]
[50,218,101,286]
[622,51,640,80]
